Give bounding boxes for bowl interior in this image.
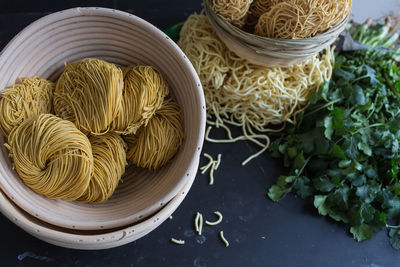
[0,7,205,230]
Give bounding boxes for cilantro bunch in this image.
[268,18,400,247]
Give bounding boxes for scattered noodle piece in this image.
[219,231,229,247]
[215,154,222,170]
[212,0,253,28]
[170,238,185,245]
[200,153,214,174]
[178,14,334,164]
[194,212,204,236]
[205,211,223,226]
[200,153,222,184]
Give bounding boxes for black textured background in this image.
[1,1,400,266]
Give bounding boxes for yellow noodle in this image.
[125,97,184,170]
[170,238,185,245]
[200,153,214,174]
[219,231,229,247]
[195,212,204,236]
[195,212,200,232]
[111,66,169,135]
[0,77,54,137]
[254,0,352,38]
[78,133,127,203]
[5,114,93,201]
[215,154,222,169]
[54,58,123,135]
[247,0,280,26]
[200,153,222,185]
[178,14,333,164]
[205,211,223,225]
[212,0,253,28]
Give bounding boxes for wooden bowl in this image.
[0,156,198,249]
[204,0,349,67]
[0,7,205,231]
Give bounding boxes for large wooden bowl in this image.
[0,7,205,231]
[0,157,199,250]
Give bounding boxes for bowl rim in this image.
[204,0,351,45]
[0,7,206,230]
[0,156,199,250]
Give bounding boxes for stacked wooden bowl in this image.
[0,7,206,249]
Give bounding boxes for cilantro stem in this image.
[386,224,400,229]
[304,99,342,118]
[384,72,400,99]
[356,123,386,132]
[296,156,312,177]
[334,123,385,145]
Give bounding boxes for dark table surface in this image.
[1,1,400,266]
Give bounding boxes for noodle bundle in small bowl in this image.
[205,0,351,66]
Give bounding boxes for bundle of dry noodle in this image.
[254,0,352,38]
[1,58,184,202]
[54,58,124,135]
[178,14,334,164]
[247,0,280,26]
[0,77,54,137]
[212,0,352,39]
[212,0,253,28]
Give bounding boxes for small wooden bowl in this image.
[204,0,349,67]
[0,7,205,232]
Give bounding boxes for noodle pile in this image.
[211,0,352,39]
[112,66,169,135]
[178,14,333,164]
[125,97,184,170]
[1,58,184,202]
[247,0,279,26]
[54,58,123,135]
[212,0,253,28]
[254,0,352,39]
[0,77,54,137]
[6,114,93,201]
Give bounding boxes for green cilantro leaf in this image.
[267,185,291,202]
[350,224,373,242]
[389,229,400,250]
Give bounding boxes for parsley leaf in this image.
[350,224,373,242]
[268,20,400,249]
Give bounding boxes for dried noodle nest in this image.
[78,133,127,203]
[254,0,352,39]
[6,114,93,201]
[125,97,184,170]
[0,77,54,137]
[111,65,169,135]
[54,58,123,135]
[247,0,280,26]
[212,0,253,28]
